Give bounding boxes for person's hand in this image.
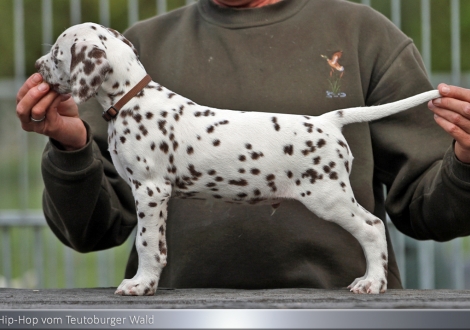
[428,84,470,164]
[16,73,87,151]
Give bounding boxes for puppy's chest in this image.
[107,119,160,180]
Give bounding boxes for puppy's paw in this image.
[349,277,386,294]
[347,275,366,290]
[115,276,158,296]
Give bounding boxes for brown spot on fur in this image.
[159,241,167,255]
[160,142,169,154]
[284,144,294,155]
[188,164,203,178]
[301,168,321,184]
[317,139,326,148]
[251,152,263,160]
[271,117,280,131]
[229,179,248,186]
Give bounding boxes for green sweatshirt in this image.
[41,0,470,289]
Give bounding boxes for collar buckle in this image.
[102,106,119,122]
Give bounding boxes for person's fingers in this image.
[429,98,470,135]
[432,113,469,143]
[30,91,61,122]
[437,83,470,103]
[16,73,43,104]
[21,93,63,133]
[16,82,50,124]
[55,94,80,118]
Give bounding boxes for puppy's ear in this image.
[70,41,111,104]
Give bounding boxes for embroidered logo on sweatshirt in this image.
[321,51,346,98]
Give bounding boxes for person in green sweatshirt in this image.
[16,0,470,290]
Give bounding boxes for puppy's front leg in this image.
[115,184,170,296]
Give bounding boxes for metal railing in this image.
[0,0,468,289]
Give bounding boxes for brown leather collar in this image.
[102,74,152,121]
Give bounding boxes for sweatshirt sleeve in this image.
[41,98,136,252]
[368,40,470,241]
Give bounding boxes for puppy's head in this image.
[35,23,138,105]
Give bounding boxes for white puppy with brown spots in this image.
[36,23,440,295]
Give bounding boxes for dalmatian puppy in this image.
[35,23,441,295]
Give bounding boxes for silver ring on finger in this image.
[30,115,46,123]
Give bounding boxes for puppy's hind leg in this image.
[344,205,388,294]
[298,186,388,294]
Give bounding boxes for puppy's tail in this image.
[321,90,441,128]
